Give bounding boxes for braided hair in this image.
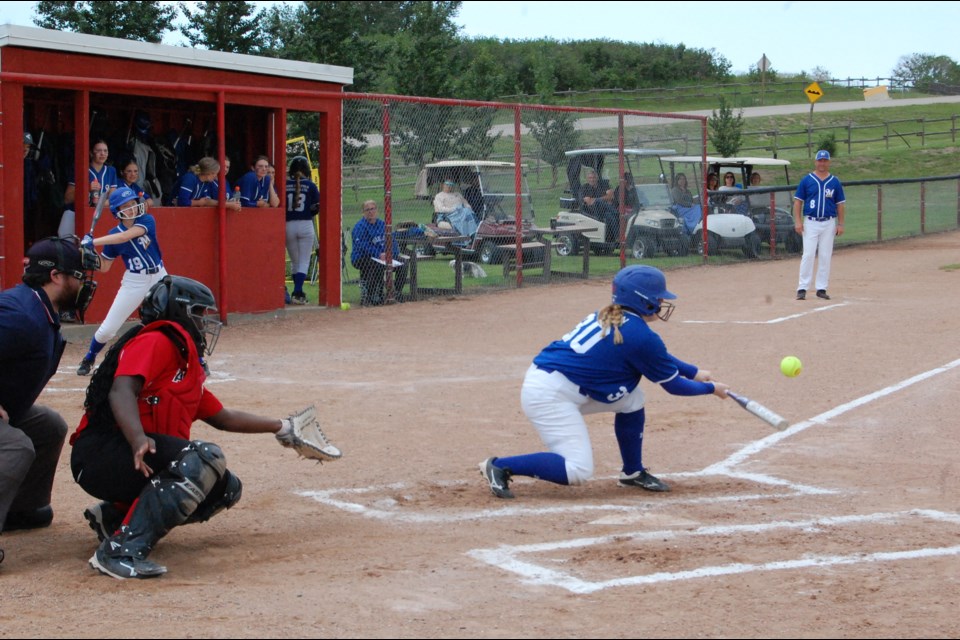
[598,303,626,345]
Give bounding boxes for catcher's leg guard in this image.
[91,441,227,579]
[184,470,242,525]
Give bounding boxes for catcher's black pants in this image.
[71,427,232,508]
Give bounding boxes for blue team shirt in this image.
[122,180,153,201]
[285,178,321,222]
[238,171,273,207]
[177,172,208,206]
[351,217,400,263]
[100,214,164,273]
[794,172,845,219]
[89,164,118,193]
[533,310,680,403]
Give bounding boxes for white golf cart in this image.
[552,148,688,259]
[414,160,537,264]
[663,155,797,258]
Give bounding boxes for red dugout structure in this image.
[1,25,352,322]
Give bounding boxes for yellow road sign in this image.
[805,82,824,104]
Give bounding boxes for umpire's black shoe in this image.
[3,505,54,531]
[618,470,670,492]
[816,289,831,300]
[479,457,514,499]
[796,289,806,300]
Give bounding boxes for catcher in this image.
[69,275,340,580]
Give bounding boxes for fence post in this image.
[847,122,852,155]
[513,104,523,288]
[885,123,890,150]
[877,184,883,242]
[920,117,926,147]
[920,181,926,234]
[768,192,777,257]
[953,114,957,144]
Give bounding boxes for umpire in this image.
[0,236,97,565]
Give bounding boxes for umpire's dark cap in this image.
[25,237,83,276]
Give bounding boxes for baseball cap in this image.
[815,150,831,161]
[443,179,456,186]
[25,236,84,277]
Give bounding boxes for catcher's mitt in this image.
[277,405,342,462]
[81,245,101,271]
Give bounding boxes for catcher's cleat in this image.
[77,357,95,376]
[84,502,125,543]
[816,289,831,300]
[795,289,806,301]
[479,457,514,499]
[618,469,670,492]
[89,544,166,580]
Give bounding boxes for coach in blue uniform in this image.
[479,265,730,499]
[0,237,97,563]
[793,150,846,300]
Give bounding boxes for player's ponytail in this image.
[598,304,626,345]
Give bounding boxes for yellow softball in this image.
[780,356,802,378]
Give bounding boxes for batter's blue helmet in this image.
[612,265,676,320]
[109,186,145,220]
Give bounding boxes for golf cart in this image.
[414,160,537,264]
[552,149,688,259]
[663,156,801,256]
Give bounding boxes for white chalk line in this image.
[467,510,960,594]
[683,301,849,324]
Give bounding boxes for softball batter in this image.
[78,186,167,376]
[480,265,729,499]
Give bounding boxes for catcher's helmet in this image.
[109,186,145,221]
[288,155,310,178]
[140,275,222,355]
[611,265,676,321]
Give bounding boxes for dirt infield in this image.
[2,231,959,638]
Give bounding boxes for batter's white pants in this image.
[94,267,168,344]
[797,218,836,292]
[520,364,646,485]
[286,220,317,276]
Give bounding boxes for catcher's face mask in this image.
[189,304,222,356]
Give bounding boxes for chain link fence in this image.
[330,96,960,307]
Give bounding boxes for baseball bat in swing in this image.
[727,392,789,431]
[88,182,110,237]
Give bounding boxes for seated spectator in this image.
[60,139,120,238]
[671,173,694,207]
[462,174,484,217]
[238,156,280,208]
[433,179,473,219]
[719,171,747,210]
[612,172,640,214]
[580,170,619,241]
[351,200,408,306]
[118,159,154,210]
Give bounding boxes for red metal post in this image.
[701,119,709,262]
[617,113,626,267]
[382,100,396,303]
[217,91,229,324]
[514,105,523,287]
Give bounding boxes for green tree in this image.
[892,53,960,94]
[179,0,261,54]
[708,96,744,157]
[33,1,176,43]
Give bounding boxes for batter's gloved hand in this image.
[81,234,94,247]
[276,405,342,462]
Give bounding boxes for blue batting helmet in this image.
[611,265,676,319]
[109,186,144,220]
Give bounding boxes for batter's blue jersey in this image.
[100,215,164,273]
[533,310,680,403]
[285,178,320,222]
[794,173,845,218]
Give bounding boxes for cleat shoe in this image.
[3,505,54,531]
[618,469,670,492]
[795,289,806,300]
[77,357,95,376]
[479,457,514,499]
[291,292,308,305]
[83,502,125,542]
[816,289,830,300]
[89,541,166,580]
